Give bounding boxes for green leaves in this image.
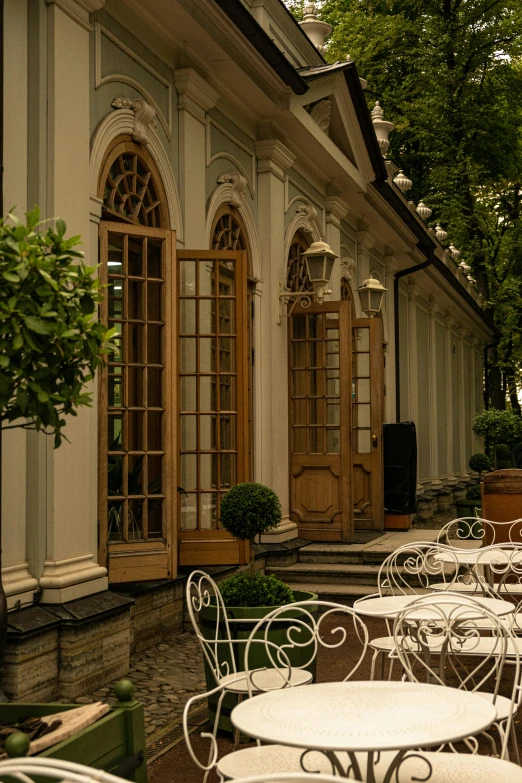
[0,209,113,447]
[219,572,294,608]
[219,482,282,543]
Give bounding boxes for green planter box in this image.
[455,500,483,540]
[0,700,146,782]
[200,590,318,733]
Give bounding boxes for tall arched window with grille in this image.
[98,136,176,583]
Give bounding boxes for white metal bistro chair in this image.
[394,592,522,761]
[0,758,130,783]
[229,775,362,783]
[183,600,369,782]
[353,541,462,680]
[438,516,522,548]
[186,571,314,744]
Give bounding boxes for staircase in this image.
[265,530,441,603]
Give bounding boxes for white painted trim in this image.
[94,22,172,139]
[90,108,183,239]
[206,118,256,195]
[284,203,323,265]
[206,182,261,280]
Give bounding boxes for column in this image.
[2,0,39,609]
[324,197,348,300]
[444,316,457,484]
[174,69,219,248]
[254,140,297,543]
[428,300,442,488]
[39,0,108,603]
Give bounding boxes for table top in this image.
[352,593,514,619]
[231,681,497,752]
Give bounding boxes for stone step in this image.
[266,563,385,587]
[285,582,376,605]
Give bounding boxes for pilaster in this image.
[324,196,348,300]
[174,69,219,247]
[428,300,442,488]
[444,316,457,484]
[39,0,107,603]
[355,225,374,284]
[383,255,400,423]
[254,140,297,542]
[407,285,423,491]
[456,327,470,481]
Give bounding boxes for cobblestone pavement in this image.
[68,632,207,739]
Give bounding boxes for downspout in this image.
[0,0,7,702]
[394,249,434,422]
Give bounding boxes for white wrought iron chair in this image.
[0,758,130,783]
[353,541,462,680]
[393,592,522,762]
[183,599,369,782]
[186,571,314,751]
[229,775,361,783]
[438,516,522,548]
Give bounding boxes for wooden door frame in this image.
[176,250,249,566]
[98,221,177,582]
[287,300,352,542]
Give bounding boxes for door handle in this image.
[372,434,378,447]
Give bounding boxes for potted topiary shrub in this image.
[198,482,317,731]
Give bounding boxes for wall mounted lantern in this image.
[356,273,387,317]
[278,241,338,324]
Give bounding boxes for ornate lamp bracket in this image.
[278,283,314,324]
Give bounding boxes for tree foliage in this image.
[288,0,522,409]
[0,208,114,446]
[473,407,522,464]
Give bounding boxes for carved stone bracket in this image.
[296,204,318,234]
[111,97,157,145]
[216,173,248,208]
[340,256,356,282]
[308,99,332,135]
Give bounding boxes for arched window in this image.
[99,136,168,228]
[287,233,312,292]
[98,137,174,582]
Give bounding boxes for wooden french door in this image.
[289,301,352,541]
[177,250,249,565]
[98,222,176,582]
[351,317,384,530]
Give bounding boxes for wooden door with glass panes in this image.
[289,301,352,541]
[98,222,176,582]
[177,250,249,565]
[351,317,384,530]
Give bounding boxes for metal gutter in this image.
[213,0,309,95]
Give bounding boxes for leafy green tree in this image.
[288,0,522,409]
[473,408,522,466]
[0,208,114,447]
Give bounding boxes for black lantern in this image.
[356,273,387,317]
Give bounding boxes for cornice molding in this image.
[174,69,219,114]
[324,196,349,222]
[255,139,295,169]
[46,0,103,31]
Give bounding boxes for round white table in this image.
[231,681,497,783]
[352,592,514,620]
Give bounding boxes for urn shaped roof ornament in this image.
[393,169,413,193]
[435,224,448,242]
[371,101,394,157]
[449,244,461,260]
[299,3,332,54]
[416,201,432,220]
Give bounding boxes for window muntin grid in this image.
[352,326,371,453]
[106,232,166,542]
[287,236,312,293]
[179,258,238,531]
[290,312,341,455]
[103,152,162,227]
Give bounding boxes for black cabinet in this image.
[383,422,417,514]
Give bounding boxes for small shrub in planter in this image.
[466,484,481,501]
[497,459,513,470]
[468,453,491,477]
[219,483,289,606]
[220,572,294,608]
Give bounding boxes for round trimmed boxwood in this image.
[220,482,281,570]
[220,571,294,608]
[466,484,481,501]
[468,453,491,476]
